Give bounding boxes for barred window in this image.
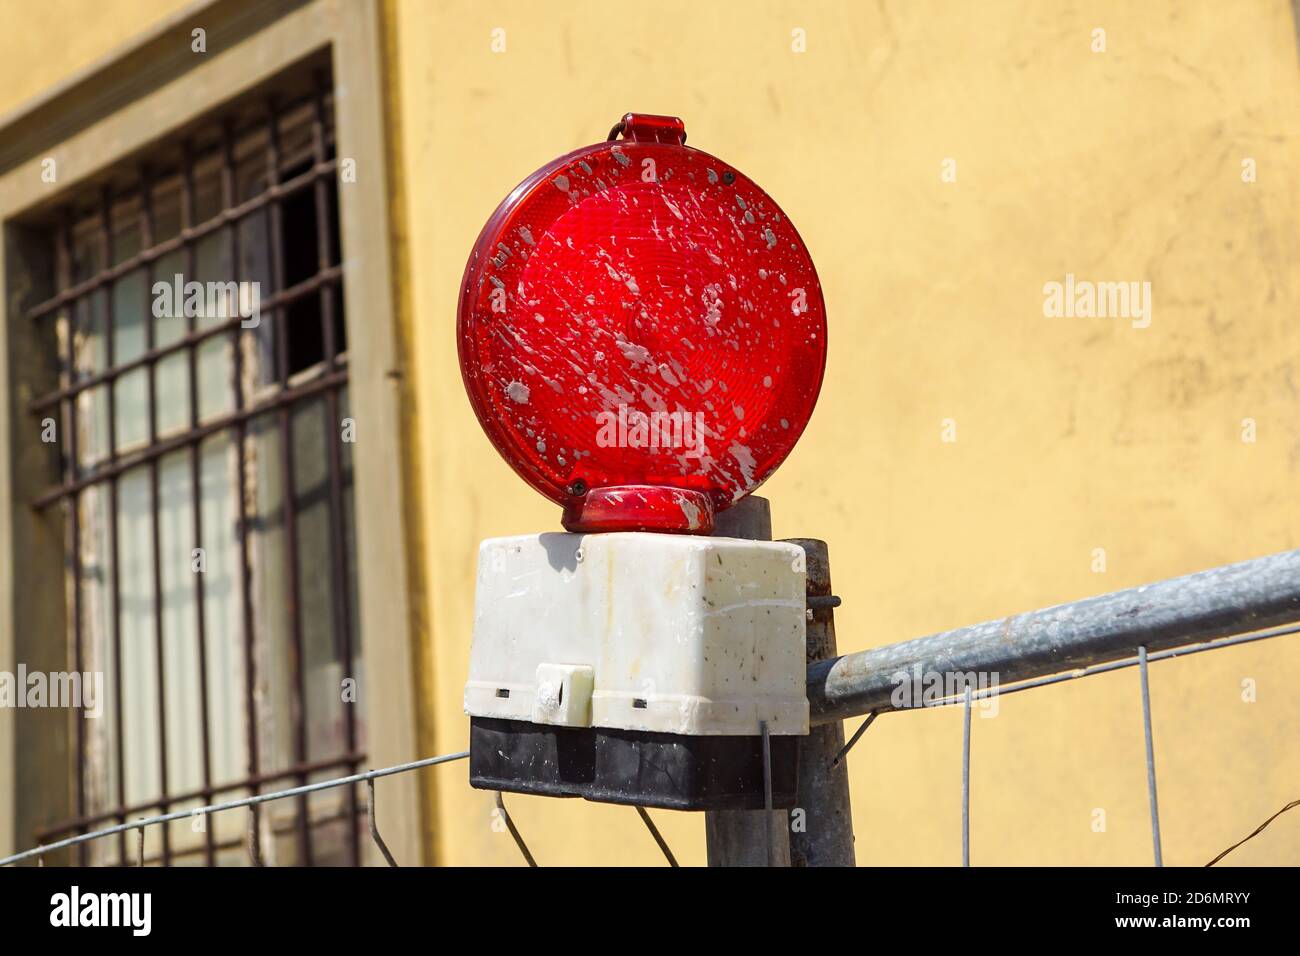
[23,59,364,866]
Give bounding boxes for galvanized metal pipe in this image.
[809,548,1300,725]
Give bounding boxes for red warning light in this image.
[458,113,827,534]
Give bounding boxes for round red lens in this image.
[458,115,827,531]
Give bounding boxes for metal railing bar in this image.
[263,94,312,868]
[32,367,348,509]
[220,113,264,863]
[141,161,174,867]
[37,750,365,840]
[808,548,1300,725]
[97,186,129,866]
[28,265,344,413]
[115,805,354,867]
[885,621,1300,711]
[25,159,338,322]
[56,213,88,866]
[181,136,217,867]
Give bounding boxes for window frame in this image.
[0,0,423,865]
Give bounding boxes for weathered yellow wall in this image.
[0,0,193,116]
[391,0,1300,866]
[5,0,1298,867]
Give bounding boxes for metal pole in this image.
[705,497,791,867]
[785,539,855,866]
[808,548,1300,725]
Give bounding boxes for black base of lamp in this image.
[469,716,799,812]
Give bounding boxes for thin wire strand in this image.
[1139,646,1163,867]
[830,711,877,769]
[0,750,469,867]
[1206,798,1300,867]
[961,686,972,867]
[635,807,678,867]
[367,778,399,867]
[494,792,538,867]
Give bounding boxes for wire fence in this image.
[0,752,468,868]
[0,748,683,868]
[3,604,1297,867]
[827,622,1300,868]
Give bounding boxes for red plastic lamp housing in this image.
[458,113,827,534]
